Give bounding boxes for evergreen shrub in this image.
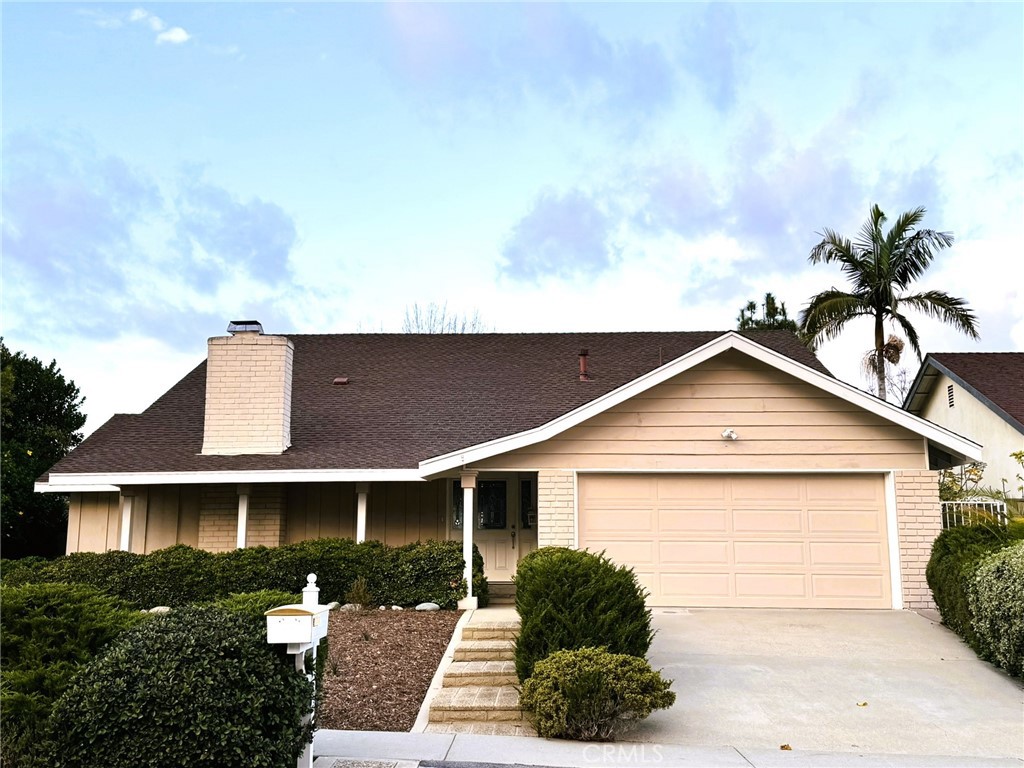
[514,547,653,683]
[0,583,147,768]
[49,606,313,768]
[519,647,675,741]
[967,541,1024,677]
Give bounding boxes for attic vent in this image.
[947,384,955,408]
[333,377,350,386]
[227,320,264,335]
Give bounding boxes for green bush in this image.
[520,647,675,741]
[514,547,653,683]
[212,590,300,618]
[50,605,314,768]
[0,556,50,586]
[0,583,147,768]
[926,521,1024,651]
[967,542,1024,677]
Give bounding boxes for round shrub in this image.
[49,605,314,768]
[926,521,1024,650]
[520,647,675,741]
[514,547,653,682]
[0,583,147,768]
[968,541,1024,677]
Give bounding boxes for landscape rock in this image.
[415,602,440,611]
[148,606,172,615]
[339,603,362,612]
[391,605,403,611]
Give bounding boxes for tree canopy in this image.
[736,293,799,333]
[798,205,979,401]
[1,340,86,558]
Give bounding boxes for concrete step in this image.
[428,685,524,723]
[462,622,519,642]
[443,660,517,687]
[423,721,537,736]
[453,639,515,662]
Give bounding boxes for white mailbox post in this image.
[266,574,331,768]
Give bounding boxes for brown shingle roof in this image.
[927,353,1024,431]
[45,330,829,475]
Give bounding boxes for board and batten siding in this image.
[66,486,200,555]
[474,350,928,471]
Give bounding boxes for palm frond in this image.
[888,311,924,361]
[898,291,981,340]
[798,289,871,345]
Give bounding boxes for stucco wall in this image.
[920,373,1024,495]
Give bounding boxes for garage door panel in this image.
[809,510,883,534]
[809,542,885,566]
[735,573,808,598]
[732,509,803,533]
[578,473,891,609]
[659,540,729,564]
[660,572,731,599]
[734,541,806,566]
[658,508,728,532]
[811,574,886,599]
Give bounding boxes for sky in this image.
[2,1,1022,437]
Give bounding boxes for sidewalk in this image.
[312,730,1024,768]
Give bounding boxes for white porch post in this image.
[355,483,368,543]
[119,490,134,552]
[459,471,478,610]
[236,484,250,549]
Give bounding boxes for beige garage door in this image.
[578,474,891,609]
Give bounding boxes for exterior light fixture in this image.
[721,428,738,440]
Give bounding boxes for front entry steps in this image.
[424,619,536,736]
[488,581,516,606]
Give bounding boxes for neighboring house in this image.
[904,352,1024,499]
[38,323,980,611]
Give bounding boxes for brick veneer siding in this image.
[197,485,238,553]
[248,484,286,548]
[202,332,293,455]
[895,469,941,610]
[537,470,575,548]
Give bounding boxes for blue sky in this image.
[3,2,1022,435]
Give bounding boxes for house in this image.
[904,353,1024,499]
[38,323,981,611]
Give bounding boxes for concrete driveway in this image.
[631,608,1024,760]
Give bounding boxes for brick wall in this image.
[248,484,285,547]
[197,485,238,553]
[895,469,941,610]
[202,332,293,455]
[537,470,575,548]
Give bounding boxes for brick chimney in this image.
[201,321,293,455]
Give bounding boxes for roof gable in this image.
[905,353,1024,435]
[419,333,981,473]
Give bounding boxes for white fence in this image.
[941,499,1009,529]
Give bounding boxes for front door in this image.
[452,476,538,582]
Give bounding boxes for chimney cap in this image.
[227,320,264,335]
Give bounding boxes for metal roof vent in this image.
[227,320,264,335]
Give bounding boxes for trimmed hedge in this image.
[514,547,653,683]
[926,521,1024,652]
[49,606,313,768]
[0,583,148,768]
[519,647,675,741]
[967,542,1024,677]
[2,538,488,610]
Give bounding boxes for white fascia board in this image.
[418,331,982,474]
[41,468,424,491]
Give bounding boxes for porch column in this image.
[236,484,250,549]
[355,483,369,543]
[119,489,134,552]
[459,470,478,610]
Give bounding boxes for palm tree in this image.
[798,204,980,401]
[737,292,799,333]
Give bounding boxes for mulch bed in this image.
[318,609,462,731]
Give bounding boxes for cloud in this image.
[156,27,191,45]
[1,131,297,351]
[677,4,749,112]
[500,188,617,281]
[379,4,676,130]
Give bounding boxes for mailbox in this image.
[265,604,330,646]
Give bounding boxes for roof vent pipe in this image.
[579,348,591,382]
